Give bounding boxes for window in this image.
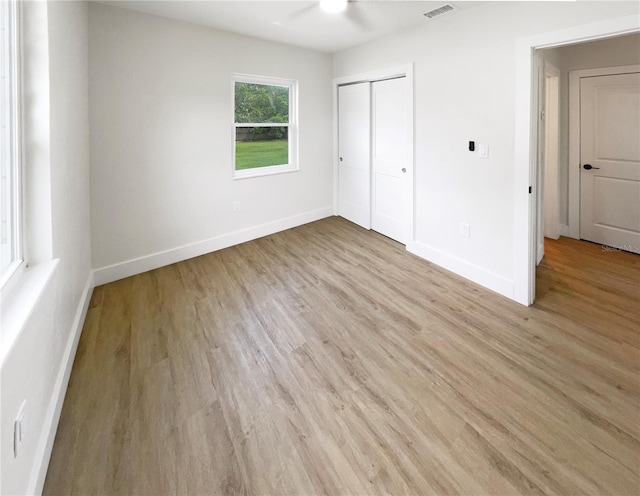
[232,74,298,178]
[0,0,21,286]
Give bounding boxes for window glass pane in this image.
[235,127,289,170]
[234,82,289,124]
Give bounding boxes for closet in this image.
[337,77,408,244]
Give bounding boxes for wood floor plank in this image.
[44,217,640,495]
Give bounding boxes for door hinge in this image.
[529,186,532,194]
[540,109,545,121]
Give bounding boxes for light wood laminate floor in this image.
[44,217,640,495]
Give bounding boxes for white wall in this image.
[333,1,640,297]
[0,1,92,494]
[89,3,334,280]
[541,33,640,227]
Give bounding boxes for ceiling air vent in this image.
[422,4,458,20]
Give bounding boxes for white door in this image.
[580,72,640,254]
[371,77,407,243]
[338,83,371,229]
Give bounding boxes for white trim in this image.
[29,270,95,496]
[231,72,294,88]
[542,60,560,242]
[333,64,412,86]
[514,14,640,306]
[567,64,640,240]
[234,122,288,127]
[332,82,339,216]
[407,241,515,300]
[535,52,545,264]
[233,163,298,180]
[0,259,24,293]
[0,0,23,287]
[0,259,58,364]
[94,207,333,286]
[332,63,415,243]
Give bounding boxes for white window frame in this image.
[232,73,298,179]
[0,0,23,288]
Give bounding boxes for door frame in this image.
[333,64,415,245]
[535,57,561,266]
[567,64,640,239]
[514,15,639,305]
[542,60,561,243]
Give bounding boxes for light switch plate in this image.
[478,145,489,159]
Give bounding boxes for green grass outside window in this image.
[235,139,289,170]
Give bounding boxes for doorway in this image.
[514,20,640,305]
[533,58,640,305]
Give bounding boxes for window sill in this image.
[233,164,299,180]
[0,259,59,364]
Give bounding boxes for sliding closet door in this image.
[371,77,407,243]
[338,83,371,229]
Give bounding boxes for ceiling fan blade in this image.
[277,4,317,25]
[345,2,373,31]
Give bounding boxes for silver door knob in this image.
[339,157,343,162]
[401,168,406,173]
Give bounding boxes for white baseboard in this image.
[94,207,333,286]
[407,241,515,300]
[29,270,95,496]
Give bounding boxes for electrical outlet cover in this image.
[13,400,26,458]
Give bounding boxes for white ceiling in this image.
[98,1,486,53]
